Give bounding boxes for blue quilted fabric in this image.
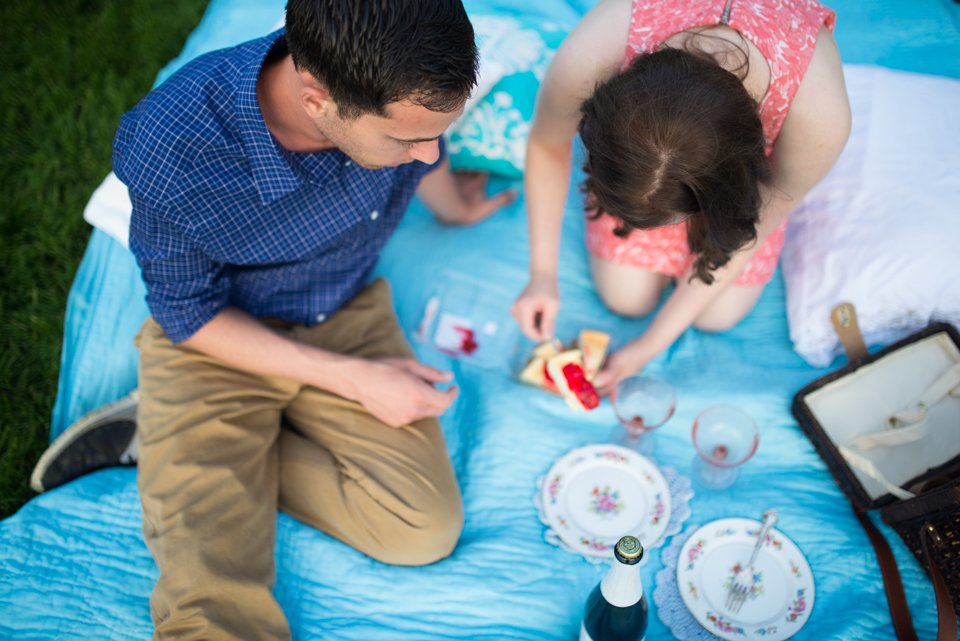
[2,0,959,638]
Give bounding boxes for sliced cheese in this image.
[519,356,548,387]
[578,329,610,382]
[532,339,563,359]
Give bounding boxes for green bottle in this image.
[579,536,648,641]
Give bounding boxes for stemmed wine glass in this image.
[691,405,759,490]
[609,373,676,457]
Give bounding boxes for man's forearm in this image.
[180,307,365,401]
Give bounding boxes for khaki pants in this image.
[135,279,463,641]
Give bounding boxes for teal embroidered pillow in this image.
[448,15,571,179]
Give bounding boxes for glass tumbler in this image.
[691,405,759,490]
[609,373,676,457]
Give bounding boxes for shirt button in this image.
[370,210,379,220]
[345,160,352,166]
[315,313,326,323]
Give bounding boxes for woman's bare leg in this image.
[589,254,672,318]
[692,283,765,332]
[591,253,766,331]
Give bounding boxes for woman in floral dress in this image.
[512,0,851,393]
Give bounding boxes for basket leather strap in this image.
[855,509,958,641]
[923,524,959,641]
[831,303,869,362]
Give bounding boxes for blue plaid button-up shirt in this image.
[114,31,442,343]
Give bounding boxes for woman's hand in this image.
[593,340,651,397]
[511,275,560,341]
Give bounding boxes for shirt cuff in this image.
[147,295,225,344]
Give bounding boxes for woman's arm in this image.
[512,0,633,340]
[593,26,851,392]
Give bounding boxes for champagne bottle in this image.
[579,536,648,641]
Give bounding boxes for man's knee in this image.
[370,490,464,566]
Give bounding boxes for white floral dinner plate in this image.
[677,518,815,641]
[540,444,671,558]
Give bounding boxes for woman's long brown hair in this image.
[579,44,771,284]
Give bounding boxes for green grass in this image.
[0,0,210,519]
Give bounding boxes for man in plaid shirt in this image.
[34,1,513,638]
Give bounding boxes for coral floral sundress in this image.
[584,0,836,286]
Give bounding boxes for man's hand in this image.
[347,358,459,428]
[182,307,458,428]
[417,158,516,225]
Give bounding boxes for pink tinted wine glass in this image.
[609,373,676,457]
[691,405,759,490]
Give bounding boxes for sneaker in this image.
[30,389,140,493]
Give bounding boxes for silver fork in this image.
[725,508,779,614]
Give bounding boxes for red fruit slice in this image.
[562,363,599,410]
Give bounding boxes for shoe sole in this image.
[30,389,140,493]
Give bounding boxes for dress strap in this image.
[719,0,734,24]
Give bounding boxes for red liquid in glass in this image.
[453,326,478,355]
[712,444,729,462]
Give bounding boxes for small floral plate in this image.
[677,518,815,641]
[540,444,672,558]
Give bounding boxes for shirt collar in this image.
[235,30,303,205]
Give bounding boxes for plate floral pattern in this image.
[539,444,672,558]
[676,518,815,641]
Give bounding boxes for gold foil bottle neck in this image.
[614,536,643,565]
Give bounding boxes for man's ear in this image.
[298,71,334,119]
[299,85,334,119]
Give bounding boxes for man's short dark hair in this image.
[285,0,479,120]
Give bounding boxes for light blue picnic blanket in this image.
[2,0,960,638]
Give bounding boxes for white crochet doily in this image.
[653,523,726,641]
[534,459,693,567]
